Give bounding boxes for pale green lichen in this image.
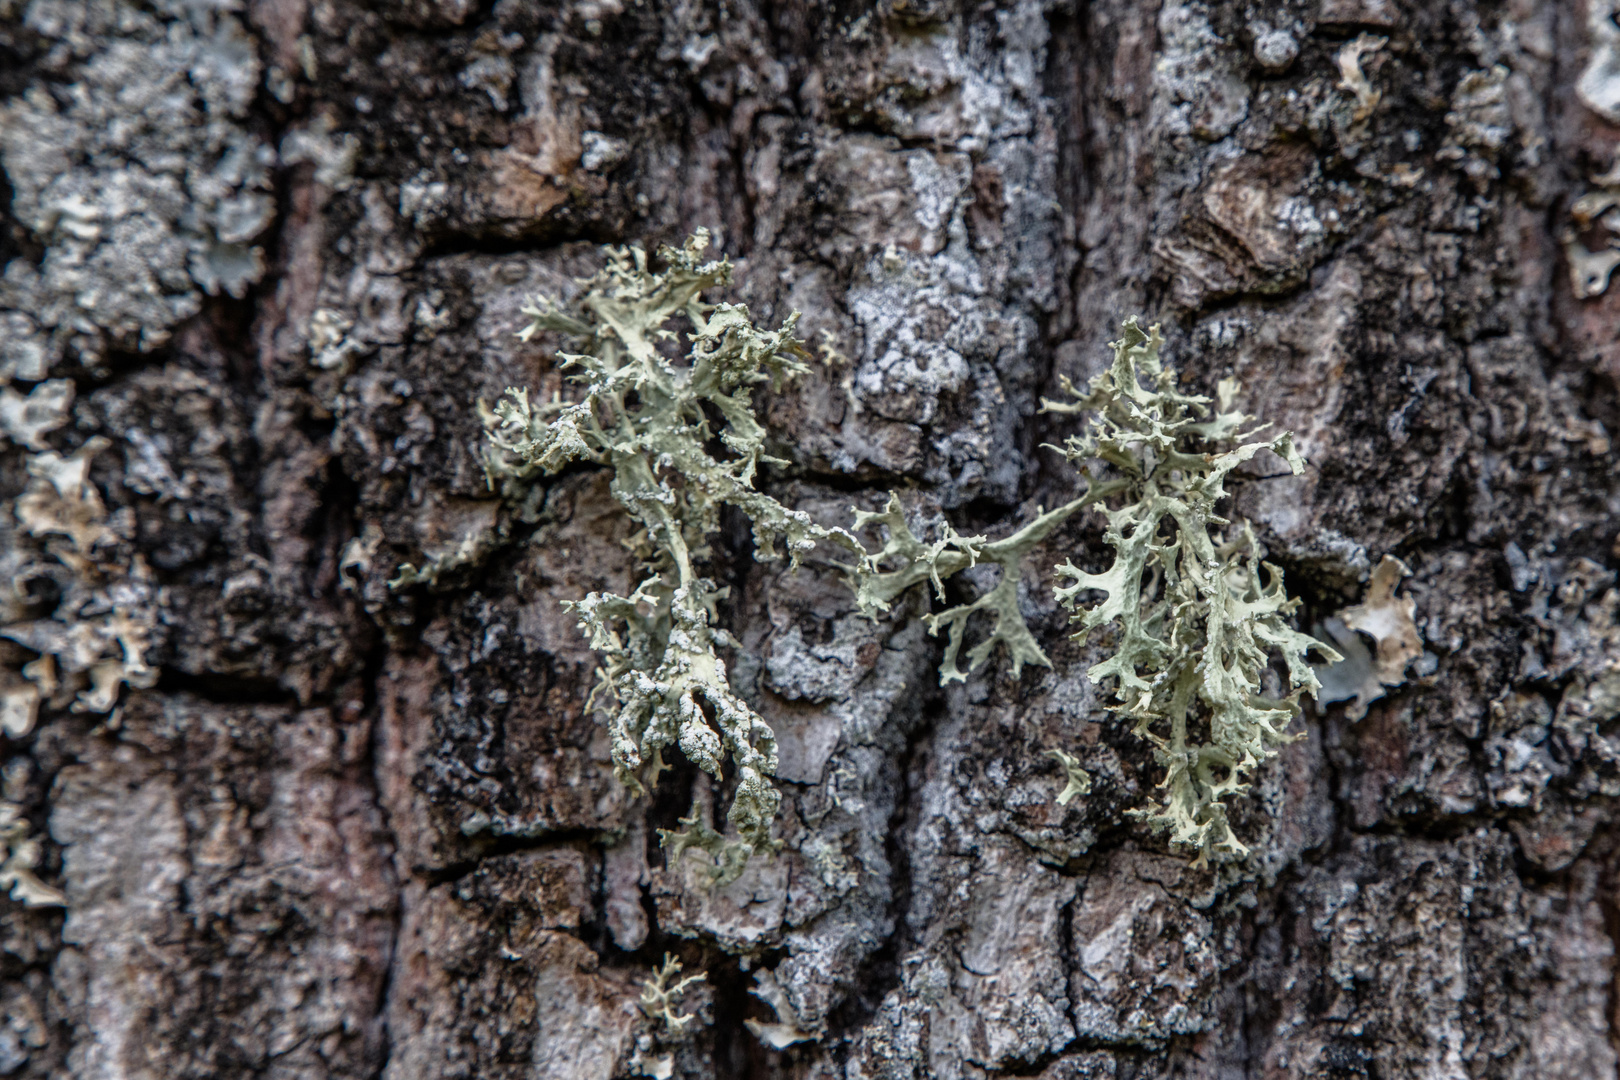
[1043,317,1339,865]
[481,244,1331,875]
[845,490,1122,685]
[631,953,708,1078]
[1043,747,1092,805]
[483,230,859,883]
[387,502,507,592]
[638,953,706,1035]
[657,804,755,886]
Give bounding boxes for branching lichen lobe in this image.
[483,231,859,883]
[846,492,1117,685]
[1045,318,1340,864]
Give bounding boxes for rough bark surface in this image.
[2,1,1619,1078]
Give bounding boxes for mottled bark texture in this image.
[1,0,1618,1077]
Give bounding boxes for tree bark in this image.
[2,1,1618,1078]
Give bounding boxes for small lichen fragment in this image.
[1044,317,1340,865]
[656,805,755,886]
[1334,33,1387,136]
[481,230,860,880]
[638,954,706,1036]
[279,116,360,192]
[0,380,74,451]
[628,954,707,1078]
[1044,748,1093,805]
[1562,186,1620,299]
[744,970,815,1049]
[387,499,506,592]
[1578,0,1620,124]
[0,673,41,740]
[845,488,1121,686]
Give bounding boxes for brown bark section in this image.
[1,1,1618,1078]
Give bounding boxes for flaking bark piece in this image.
[1318,555,1420,721]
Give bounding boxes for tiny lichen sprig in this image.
[483,230,859,883]
[845,489,1124,685]
[1043,317,1340,865]
[631,954,708,1078]
[639,953,707,1035]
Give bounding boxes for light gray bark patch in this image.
[1067,853,1218,1046]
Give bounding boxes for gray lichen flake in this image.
[0,0,272,375]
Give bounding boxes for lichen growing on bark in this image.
[4,437,160,724]
[0,0,273,377]
[845,490,1121,685]
[482,230,859,883]
[0,382,160,909]
[638,953,706,1035]
[1044,318,1339,864]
